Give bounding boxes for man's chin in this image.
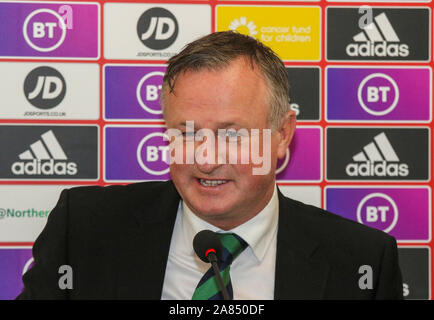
[188,201,238,223]
[191,204,233,218]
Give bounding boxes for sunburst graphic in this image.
[228,17,258,37]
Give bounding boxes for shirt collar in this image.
[182,184,279,263]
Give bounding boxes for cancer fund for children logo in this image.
[216,6,321,61]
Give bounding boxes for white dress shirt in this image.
[161,185,279,300]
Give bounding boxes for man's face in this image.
[163,57,295,230]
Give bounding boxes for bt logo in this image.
[22,6,73,52]
[356,192,398,233]
[357,73,399,116]
[137,7,179,50]
[275,149,290,175]
[136,132,170,176]
[136,71,164,115]
[23,66,66,109]
[22,257,35,275]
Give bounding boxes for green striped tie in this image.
[192,233,248,300]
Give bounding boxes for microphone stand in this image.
[207,253,230,300]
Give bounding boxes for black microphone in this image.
[193,230,230,300]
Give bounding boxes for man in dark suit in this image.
[17,31,403,300]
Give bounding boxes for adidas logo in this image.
[346,12,410,57]
[11,130,78,176]
[346,132,409,177]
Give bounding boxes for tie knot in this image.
[217,233,248,265]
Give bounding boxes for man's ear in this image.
[276,109,296,160]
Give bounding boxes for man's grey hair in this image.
[160,31,291,130]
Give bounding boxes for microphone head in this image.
[193,230,223,263]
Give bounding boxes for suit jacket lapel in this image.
[116,181,181,299]
[274,189,330,299]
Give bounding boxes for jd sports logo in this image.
[137,7,179,50]
[23,66,66,109]
[326,128,429,181]
[327,8,430,61]
[12,130,77,176]
[346,132,409,177]
[346,13,409,58]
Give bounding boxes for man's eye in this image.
[226,130,238,138]
[182,131,194,136]
[181,131,195,140]
[221,130,246,143]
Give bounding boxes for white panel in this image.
[104,3,211,59]
[0,185,81,242]
[278,186,322,208]
[0,62,99,120]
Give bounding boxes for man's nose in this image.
[194,136,225,174]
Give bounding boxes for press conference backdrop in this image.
[0,0,432,300]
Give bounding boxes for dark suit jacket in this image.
[17,180,403,299]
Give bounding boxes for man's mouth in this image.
[198,179,229,187]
